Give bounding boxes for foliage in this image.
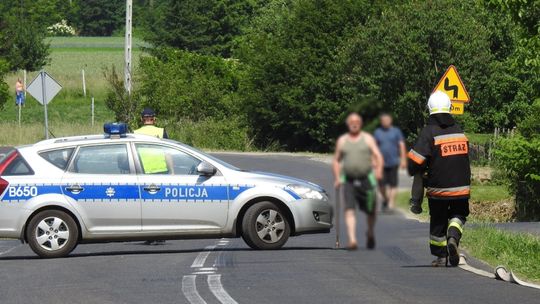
[0,59,9,110]
[494,99,540,219]
[137,48,245,122]
[77,0,124,36]
[486,0,540,73]
[0,2,50,72]
[103,48,251,150]
[495,100,540,183]
[47,20,76,37]
[164,117,253,151]
[336,0,527,137]
[235,0,376,151]
[104,66,139,127]
[142,0,264,57]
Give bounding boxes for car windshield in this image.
[163,139,241,171]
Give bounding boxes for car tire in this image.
[27,210,79,258]
[241,201,290,250]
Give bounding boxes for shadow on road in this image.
[0,245,334,260]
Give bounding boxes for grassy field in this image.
[0,36,147,144]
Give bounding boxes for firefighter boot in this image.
[447,237,460,267]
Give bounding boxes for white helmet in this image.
[428,90,451,115]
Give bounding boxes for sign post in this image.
[432,65,470,114]
[82,69,86,98]
[26,71,62,139]
[18,102,21,127]
[91,96,95,126]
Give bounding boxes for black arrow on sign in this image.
[444,77,459,98]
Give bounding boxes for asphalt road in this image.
[0,153,538,304]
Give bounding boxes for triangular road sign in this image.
[27,71,62,105]
[433,65,470,103]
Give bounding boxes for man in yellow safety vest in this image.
[134,107,168,139]
[135,108,169,245]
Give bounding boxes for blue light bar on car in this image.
[104,122,128,138]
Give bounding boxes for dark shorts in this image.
[343,175,376,215]
[380,166,399,187]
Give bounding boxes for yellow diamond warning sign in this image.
[433,65,470,103]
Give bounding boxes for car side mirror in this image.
[197,161,216,176]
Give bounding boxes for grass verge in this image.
[461,225,540,283]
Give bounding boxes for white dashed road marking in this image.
[208,274,238,304]
[0,242,21,256]
[191,245,216,268]
[182,239,238,304]
[182,275,206,304]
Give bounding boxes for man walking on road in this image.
[407,91,471,267]
[374,113,406,212]
[333,112,384,250]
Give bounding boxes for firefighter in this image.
[407,91,471,267]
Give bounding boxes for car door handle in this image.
[65,184,84,194]
[143,184,161,194]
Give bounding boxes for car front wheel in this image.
[27,210,79,258]
[242,201,290,250]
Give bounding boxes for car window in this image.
[71,144,130,174]
[3,154,33,176]
[135,144,201,175]
[39,148,74,170]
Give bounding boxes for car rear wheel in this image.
[242,201,290,250]
[27,210,79,258]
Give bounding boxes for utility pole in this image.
[124,0,133,95]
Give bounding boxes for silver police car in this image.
[0,123,332,258]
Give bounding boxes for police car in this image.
[0,123,332,258]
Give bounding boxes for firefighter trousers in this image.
[428,198,470,257]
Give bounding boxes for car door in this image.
[61,143,141,233]
[133,143,229,232]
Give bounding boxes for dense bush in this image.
[105,48,251,150]
[141,0,265,57]
[137,48,245,122]
[494,99,540,220]
[164,117,253,151]
[235,0,375,151]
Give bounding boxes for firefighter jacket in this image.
[407,114,471,200]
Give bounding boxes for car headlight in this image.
[286,184,326,200]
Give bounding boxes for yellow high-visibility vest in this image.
[134,125,165,138]
[137,147,168,174]
[134,125,167,174]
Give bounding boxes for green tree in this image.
[77,0,124,36]
[142,0,264,57]
[0,0,51,109]
[336,1,529,136]
[235,0,376,151]
[137,48,245,121]
[104,48,250,150]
